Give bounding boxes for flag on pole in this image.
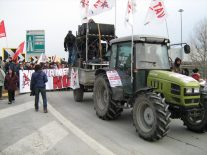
[144,0,167,25]
[13,42,25,60]
[125,0,136,26]
[80,0,89,23]
[0,20,6,38]
[88,0,115,16]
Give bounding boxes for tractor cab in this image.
[109,35,171,95]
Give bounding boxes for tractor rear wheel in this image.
[133,92,171,141]
[73,85,84,102]
[93,74,123,120]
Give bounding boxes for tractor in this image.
[93,35,207,141]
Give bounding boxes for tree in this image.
[189,18,207,78]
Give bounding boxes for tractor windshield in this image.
[136,43,170,69]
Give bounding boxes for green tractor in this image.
[93,35,207,141]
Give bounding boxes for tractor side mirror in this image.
[184,44,190,54]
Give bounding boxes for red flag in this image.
[0,20,6,38]
[13,42,25,60]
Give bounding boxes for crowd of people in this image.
[0,55,68,103]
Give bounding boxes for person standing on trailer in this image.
[64,30,76,66]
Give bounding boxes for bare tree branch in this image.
[189,18,207,78]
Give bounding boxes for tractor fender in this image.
[134,87,154,97]
[95,69,124,101]
[95,68,108,76]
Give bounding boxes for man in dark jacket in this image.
[4,57,17,73]
[64,30,76,66]
[30,64,48,113]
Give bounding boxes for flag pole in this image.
[86,21,88,63]
[131,25,134,83]
[114,0,117,38]
[130,0,134,83]
[5,36,8,48]
[165,19,169,39]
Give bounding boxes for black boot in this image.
[44,107,48,113]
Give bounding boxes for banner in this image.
[19,68,70,93]
[70,68,80,89]
[106,70,122,87]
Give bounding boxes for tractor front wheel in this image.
[133,92,171,141]
[182,108,207,133]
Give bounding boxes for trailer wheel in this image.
[93,74,123,120]
[73,85,84,102]
[133,92,171,141]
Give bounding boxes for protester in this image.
[4,57,17,73]
[30,64,48,113]
[64,30,76,66]
[0,66,6,100]
[4,69,18,104]
[192,68,200,81]
[0,56,5,71]
[172,57,182,73]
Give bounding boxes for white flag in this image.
[88,0,115,17]
[144,0,167,25]
[37,53,48,64]
[80,0,89,23]
[125,0,136,26]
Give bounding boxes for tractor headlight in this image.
[194,88,200,93]
[184,87,200,95]
[185,88,193,94]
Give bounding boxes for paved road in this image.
[0,91,207,155]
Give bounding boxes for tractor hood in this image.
[148,70,200,87]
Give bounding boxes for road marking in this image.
[1,121,68,154]
[0,101,34,119]
[48,103,116,155]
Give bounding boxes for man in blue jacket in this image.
[30,64,48,113]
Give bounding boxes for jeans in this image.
[8,90,15,102]
[35,88,47,109]
[68,47,76,65]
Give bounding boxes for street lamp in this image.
[178,9,184,59]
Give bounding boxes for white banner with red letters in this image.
[106,70,122,87]
[19,68,70,93]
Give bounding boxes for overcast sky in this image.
[0,0,207,58]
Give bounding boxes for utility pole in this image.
[178,9,184,59]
